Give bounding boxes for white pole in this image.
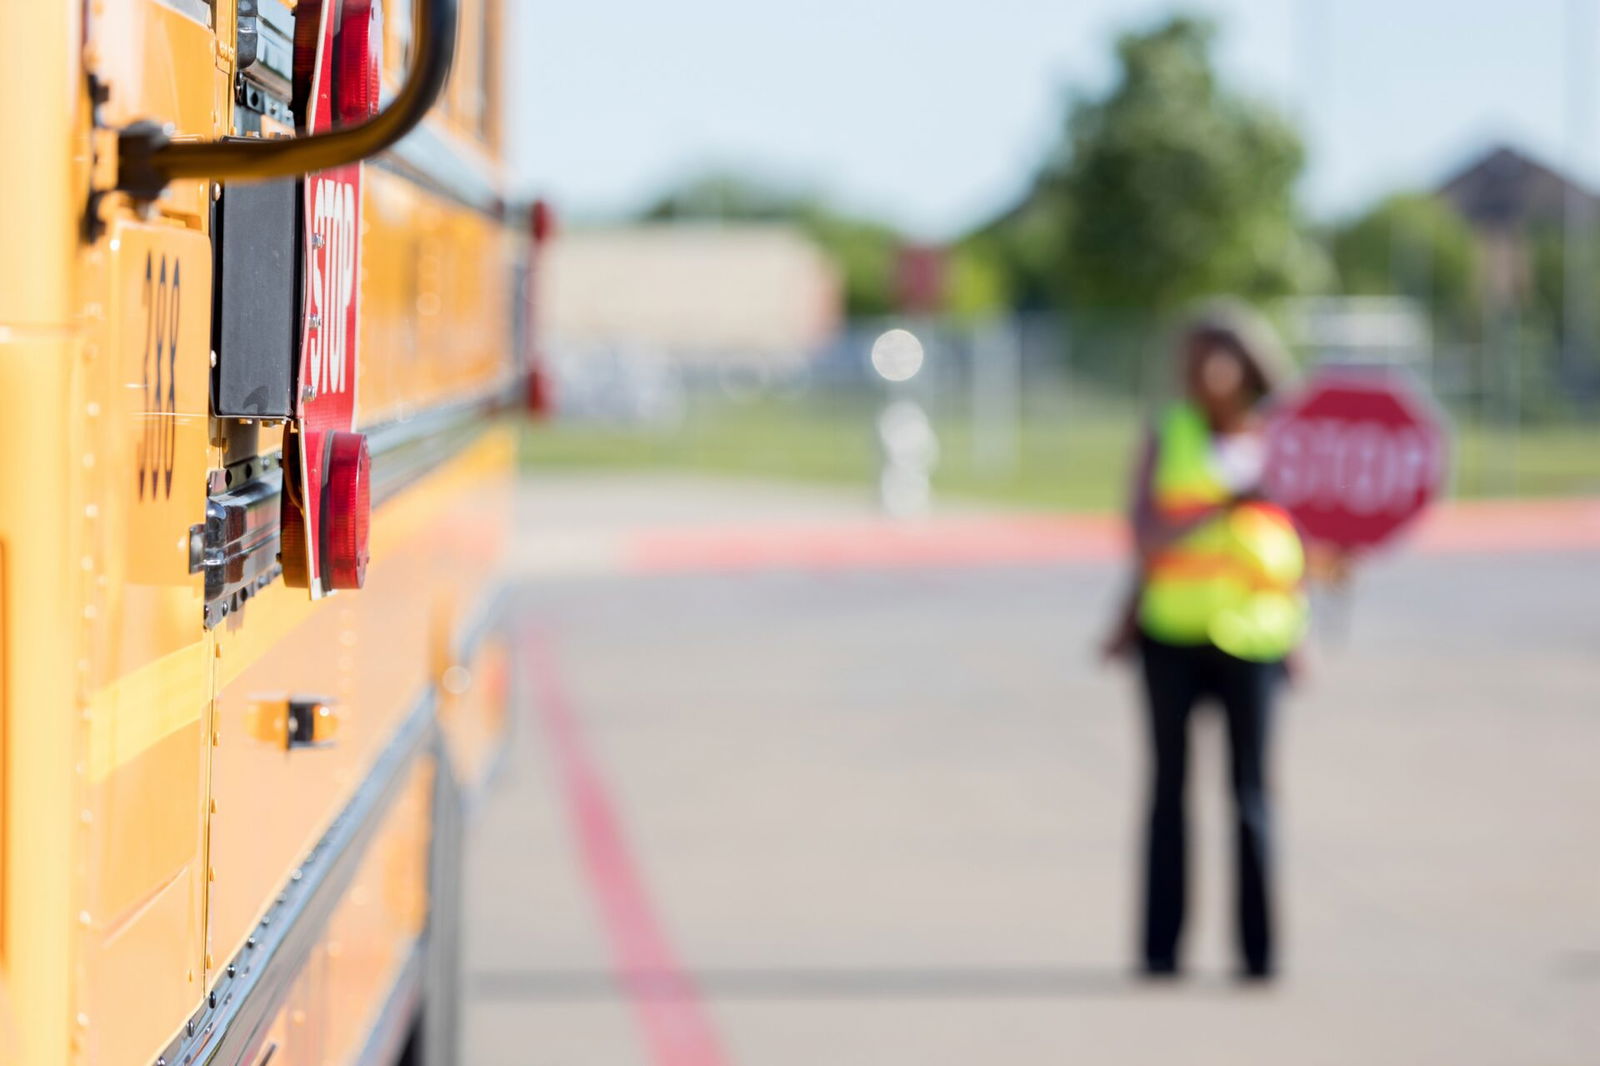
[1565,0,1597,391]
[971,317,1021,476]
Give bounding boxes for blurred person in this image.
[1101,303,1306,982]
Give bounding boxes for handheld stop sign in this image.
[1265,369,1450,551]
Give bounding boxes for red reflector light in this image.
[530,199,558,245]
[526,365,554,416]
[336,0,383,123]
[323,430,372,590]
[292,0,325,108]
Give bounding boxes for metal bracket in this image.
[201,466,285,628]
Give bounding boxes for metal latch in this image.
[196,468,284,627]
[287,697,340,748]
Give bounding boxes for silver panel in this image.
[155,0,214,28]
[377,121,506,219]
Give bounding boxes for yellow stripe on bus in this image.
[87,642,210,783]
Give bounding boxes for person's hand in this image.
[1100,614,1138,664]
[1307,543,1356,588]
[1283,646,1308,687]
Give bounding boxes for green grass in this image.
[1452,422,1600,499]
[523,394,1600,512]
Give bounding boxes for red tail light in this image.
[336,0,384,123]
[526,366,554,416]
[525,200,559,417]
[530,199,558,246]
[323,431,372,590]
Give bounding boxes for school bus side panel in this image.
[80,220,214,1066]
[0,0,82,1053]
[0,2,524,1063]
[207,563,427,988]
[0,3,222,1065]
[72,4,227,1060]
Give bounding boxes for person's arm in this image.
[1100,431,1158,662]
[1129,431,1235,564]
[1099,578,1141,662]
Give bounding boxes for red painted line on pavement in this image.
[618,499,1600,577]
[627,514,1125,575]
[1410,498,1600,554]
[522,629,730,1066]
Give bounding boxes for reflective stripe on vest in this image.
[1138,405,1307,662]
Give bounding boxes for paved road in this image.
[462,476,1600,1065]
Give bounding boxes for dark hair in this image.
[1182,301,1290,403]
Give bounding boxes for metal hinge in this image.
[199,466,285,628]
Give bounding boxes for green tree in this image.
[1329,192,1481,334]
[944,239,1012,317]
[966,186,1067,312]
[1054,15,1314,312]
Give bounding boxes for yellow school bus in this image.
[0,2,532,1063]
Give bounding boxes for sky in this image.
[507,0,1598,240]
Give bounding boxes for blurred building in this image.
[1436,144,1598,309]
[1288,295,1431,368]
[540,223,843,372]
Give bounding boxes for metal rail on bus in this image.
[116,0,459,199]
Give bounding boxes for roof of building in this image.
[1435,144,1598,231]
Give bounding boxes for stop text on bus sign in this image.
[288,0,366,596]
[306,171,357,400]
[1265,371,1449,550]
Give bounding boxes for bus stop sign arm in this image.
[116,0,459,200]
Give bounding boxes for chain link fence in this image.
[537,306,1600,508]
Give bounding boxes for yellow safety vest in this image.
[1138,404,1307,662]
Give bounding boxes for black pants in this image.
[1138,633,1281,976]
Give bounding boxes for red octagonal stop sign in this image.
[1265,370,1450,550]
